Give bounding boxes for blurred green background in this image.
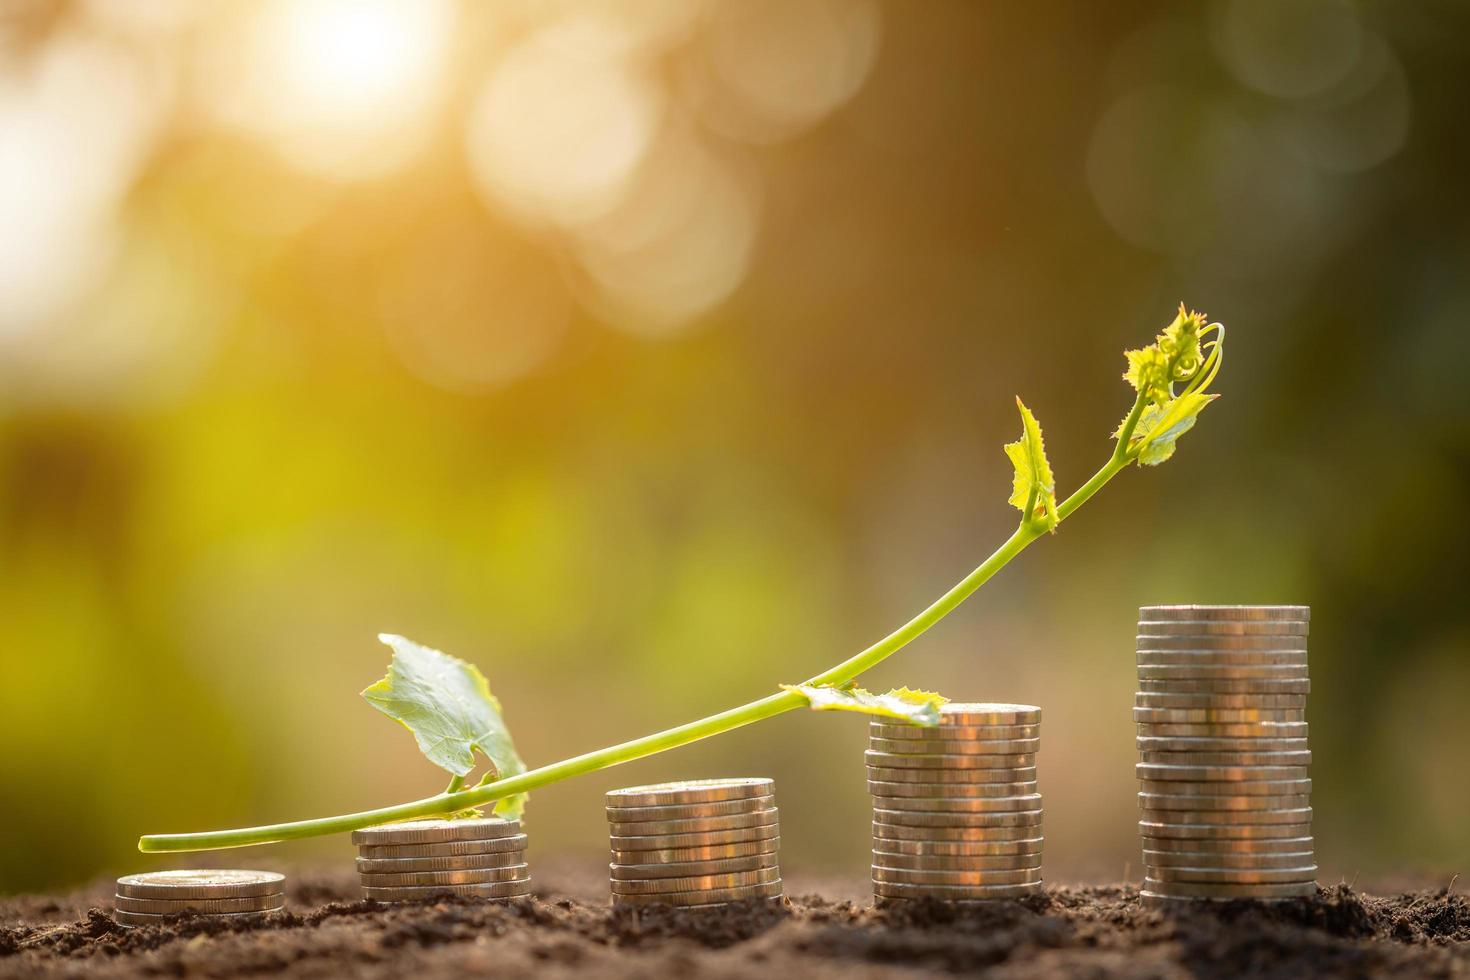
[2,0,1467,894]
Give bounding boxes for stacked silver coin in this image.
[352,817,531,902]
[606,778,782,907]
[869,703,1044,903]
[113,870,284,927]
[1135,604,1318,903]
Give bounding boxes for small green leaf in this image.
[1131,392,1217,466]
[1004,397,1058,531]
[782,682,949,725]
[364,634,528,818]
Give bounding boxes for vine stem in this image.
[139,453,1133,853]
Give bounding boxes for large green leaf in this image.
[782,683,948,726]
[1004,397,1058,531]
[364,634,528,818]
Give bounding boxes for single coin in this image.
[610,867,781,895]
[1138,821,1312,841]
[610,839,779,864]
[1142,835,1314,854]
[864,750,1037,770]
[606,809,779,837]
[874,835,1044,856]
[1135,736,1308,753]
[870,723,1040,741]
[356,835,528,859]
[867,765,1039,785]
[867,780,1037,799]
[113,894,284,914]
[1138,666,1310,682]
[608,824,780,850]
[115,870,286,900]
[1138,678,1310,694]
[1142,878,1316,899]
[1136,765,1309,783]
[362,880,533,901]
[936,703,1041,725]
[606,778,773,809]
[873,850,1042,872]
[609,854,778,880]
[872,865,1041,886]
[358,865,529,887]
[611,880,783,906]
[604,796,775,822]
[1135,620,1309,636]
[1143,850,1315,870]
[867,737,1041,756]
[872,879,1040,900]
[1133,707,1306,723]
[1139,793,1312,812]
[873,807,1044,828]
[1137,749,1311,767]
[1137,722,1309,739]
[874,821,1042,843]
[1137,636,1309,652]
[357,851,528,873]
[1137,779,1312,797]
[874,793,1043,813]
[350,818,520,846]
[1134,692,1307,710]
[1138,807,1312,826]
[1147,864,1317,884]
[113,908,277,928]
[1136,651,1308,667]
[1139,605,1310,621]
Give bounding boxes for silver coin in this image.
[1142,835,1314,854]
[1139,605,1310,621]
[1134,692,1307,710]
[604,796,775,822]
[610,866,781,895]
[357,851,528,873]
[1139,793,1311,812]
[874,835,1044,856]
[608,824,780,850]
[115,870,286,900]
[1137,751,1311,769]
[112,908,277,928]
[1137,651,1308,666]
[357,834,528,859]
[873,807,1044,828]
[610,838,779,865]
[874,820,1043,842]
[1137,636,1309,652]
[936,703,1041,725]
[1138,807,1313,826]
[1138,820,1312,840]
[1137,779,1312,797]
[867,780,1038,799]
[606,778,774,808]
[870,723,1040,741]
[873,850,1042,871]
[1135,620,1309,636]
[875,793,1043,814]
[872,879,1041,900]
[1142,878,1316,899]
[867,737,1041,755]
[609,854,778,880]
[867,765,1039,785]
[350,818,521,846]
[1133,707,1306,724]
[1136,765,1309,782]
[1143,850,1315,870]
[872,865,1041,886]
[1137,722,1309,739]
[1138,666,1310,682]
[1138,678,1310,694]
[363,879,533,901]
[113,894,284,914]
[1148,865,1318,885]
[864,750,1036,770]
[611,880,783,906]
[358,865,529,887]
[1135,736,1308,753]
[606,809,779,837]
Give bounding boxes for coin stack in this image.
[606,778,783,907]
[113,870,284,927]
[1135,604,1317,903]
[868,703,1044,903]
[352,817,531,902]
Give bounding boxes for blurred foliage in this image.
[1,0,1468,893]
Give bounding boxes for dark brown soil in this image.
[3,865,1466,979]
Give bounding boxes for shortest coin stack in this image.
[352,817,530,902]
[606,778,783,908]
[113,870,285,927]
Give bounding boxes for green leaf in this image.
[782,682,949,726]
[1004,397,1058,531]
[364,634,528,818]
[1131,392,1217,466]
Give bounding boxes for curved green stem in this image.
[139,453,1133,853]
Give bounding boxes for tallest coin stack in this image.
[1135,605,1317,903]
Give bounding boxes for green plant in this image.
[139,306,1224,853]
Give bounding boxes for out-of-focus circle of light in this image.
[568,129,758,336]
[378,220,573,392]
[1280,34,1410,174]
[682,0,881,144]
[203,0,454,181]
[1214,0,1362,100]
[82,0,203,38]
[464,19,664,228]
[526,0,702,60]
